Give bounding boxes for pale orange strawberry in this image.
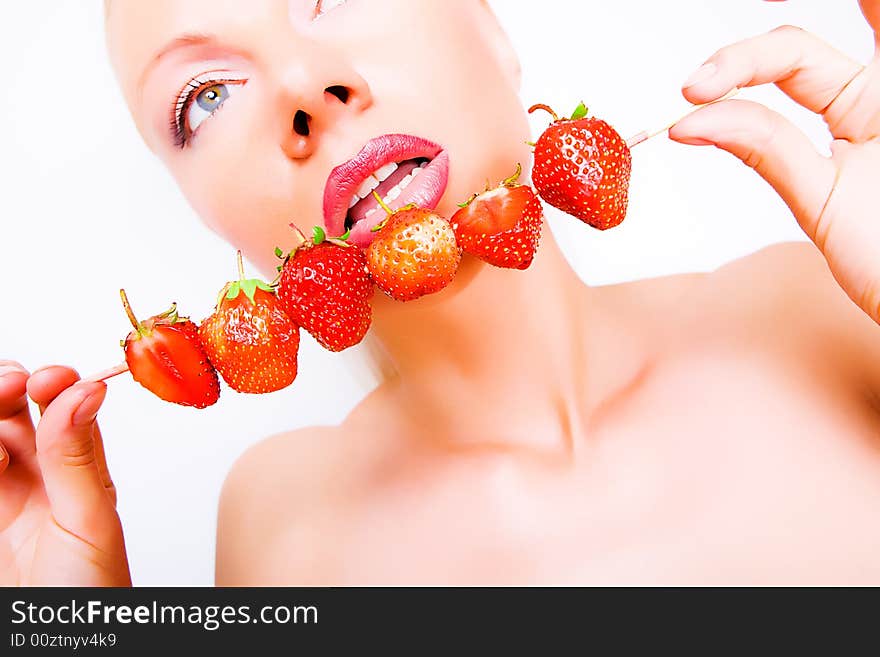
[366,205,461,302]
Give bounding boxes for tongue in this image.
[347,159,422,225]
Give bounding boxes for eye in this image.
[172,73,246,147]
[187,83,234,132]
[314,0,348,19]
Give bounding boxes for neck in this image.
[369,226,607,452]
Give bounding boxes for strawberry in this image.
[366,199,461,302]
[276,226,373,352]
[528,102,631,230]
[199,253,300,394]
[119,289,220,408]
[450,163,543,270]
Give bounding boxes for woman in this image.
[1,0,879,585]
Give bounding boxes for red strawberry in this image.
[119,289,220,408]
[366,202,461,302]
[528,102,631,230]
[276,227,373,352]
[450,163,543,270]
[199,253,300,394]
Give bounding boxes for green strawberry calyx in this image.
[370,192,416,233]
[271,224,311,275]
[224,278,274,304]
[527,101,590,125]
[570,102,589,120]
[119,289,189,344]
[270,223,352,282]
[456,163,523,209]
[312,225,351,248]
[527,103,559,123]
[217,250,275,306]
[501,162,523,188]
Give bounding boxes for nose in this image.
[272,46,373,160]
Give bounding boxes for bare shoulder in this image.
[215,385,402,585]
[609,241,880,383]
[714,241,835,301]
[713,241,868,327]
[219,425,341,515]
[215,424,342,585]
[592,244,830,329]
[712,241,880,387]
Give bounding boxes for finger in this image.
[32,379,116,540]
[27,365,81,413]
[682,25,863,120]
[860,0,880,37]
[670,99,837,239]
[91,424,116,506]
[0,360,36,460]
[811,140,880,322]
[27,364,116,504]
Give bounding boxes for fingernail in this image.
[0,366,26,379]
[0,365,24,380]
[683,62,717,88]
[676,136,715,146]
[72,384,106,426]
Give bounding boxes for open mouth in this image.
[323,134,450,248]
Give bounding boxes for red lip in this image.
[323,134,449,247]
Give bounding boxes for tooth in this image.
[397,174,414,189]
[348,195,359,209]
[364,208,377,219]
[407,166,424,182]
[356,176,380,199]
[419,161,428,168]
[385,185,402,201]
[374,163,398,181]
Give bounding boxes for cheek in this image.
[169,139,307,278]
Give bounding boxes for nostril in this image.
[325,85,350,104]
[293,110,310,136]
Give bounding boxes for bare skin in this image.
[2,0,879,585]
[217,241,880,585]
[0,367,129,586]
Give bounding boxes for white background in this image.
[0,1,873,585]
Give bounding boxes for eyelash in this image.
[170,74,245,148]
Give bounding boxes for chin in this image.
[369,253,489,311]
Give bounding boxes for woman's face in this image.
[107,0,530,278]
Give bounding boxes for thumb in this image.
[669,99,837,241]
[33,381,117,541]
[861,0,880,40]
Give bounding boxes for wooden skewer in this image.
[626,88,740,149]
[81,90,741,389]
[82,363,129,384]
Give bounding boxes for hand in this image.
[670,1,880,321]
[0,362,130,586]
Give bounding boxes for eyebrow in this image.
[138,32,219,91]
[150,32,218,65]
